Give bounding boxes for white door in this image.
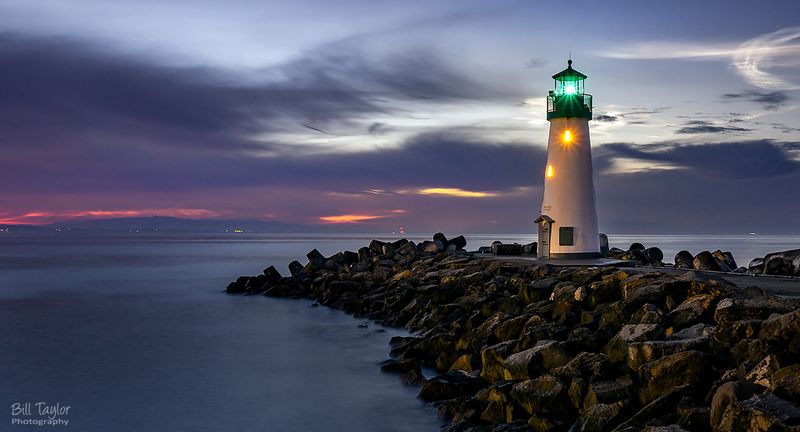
[538,221,551,259]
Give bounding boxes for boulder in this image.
[717,394,800,431]
[604,324,665,363]
[674,251,694,269]
[493,243,522,256]
[583,375,635,408]
[712,250,737,272]
[433,232,449,245]
[666,294,718,329]
[504,341,568,380]
[759,310,800,350]
[448,235,467,250]
[307,248,325,263]
[288,260,304,276]
[419,370,486,401]
[748,257,765,274]
[638,350,708,404]
[573,403,619,432]
[770,365,800,404]
[711,381,764,430]
[762,248,800,276]
[510,375,569,415]
[693,251,721,271]
[644,247,664,264]
[630,242,646,251]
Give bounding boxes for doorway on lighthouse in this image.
[534,215,554,259]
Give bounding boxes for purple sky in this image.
[1,0,800,233]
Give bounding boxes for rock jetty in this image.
[226,234,800,432]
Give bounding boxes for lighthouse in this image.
[535,60,601,259]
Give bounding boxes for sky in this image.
[1,0,800,234]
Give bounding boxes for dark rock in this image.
[759,310,800,350]
[607,247,626,259]
[674,250,694,269]
[748,258,765,274]
[504,341,568,380]
[433,232,449,245]
[717,393,800,431]
[644,247,664,264]
[448,235,467,250]
[522,242,537,255]
[419,370,486,401]
[574,403,620,432]
[493,243,522,256]
[288,260,304,276]
[638,350,708,404]
[692,251,721,271]
[630,242,646,251]
[583,375,635,408]
[225,281,246,293]
[770,365,800,404]
[712,250,737,272]
[307,248,325,263]
[762,248,800,276]
[510,375,569,415]
[368,239,386,254]
[667,294,718,329]
[630,304,664,325]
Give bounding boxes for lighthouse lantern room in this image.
[536,59,601,259]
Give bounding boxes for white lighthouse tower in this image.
[535,59,600,259]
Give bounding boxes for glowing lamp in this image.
[563,130,572,143]
[564,84,576,95]
[546,165,554,178]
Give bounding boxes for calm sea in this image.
[0,232,798,431]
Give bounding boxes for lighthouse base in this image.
[548,252,602,259]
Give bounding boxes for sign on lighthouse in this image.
[535,59,601,259]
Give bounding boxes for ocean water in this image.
[1,232,798,431]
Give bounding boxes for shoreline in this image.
[227,235,800,432]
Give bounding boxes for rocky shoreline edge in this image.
[226,235,800,432]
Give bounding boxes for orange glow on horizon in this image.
[318,214,387,224]
[417,187,495,198]
[0,208,219,225]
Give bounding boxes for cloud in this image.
[675,120,752,135]
[318,214,390,224]
[416,187,497,198]
[599,27,800,90]
[722,91,789,110]
[599,140,799,178]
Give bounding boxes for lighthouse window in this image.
[559,227,574,246]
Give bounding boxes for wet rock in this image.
[288,260,304,276]
[715,383,751,424]
[717,393,800,431]
[644,247,664,264]
[759,310,800,350]
[448,235,467,250]
[638,350,708,404]
[692,251,721,271]
[748,257,765,274]
[674,251,694,269]
[712,250,737,272]
[667,294,718,329]
[769,365,800,404]
[504,341,568,380]
[630,242,645,251]
[419,370,486,401]
[573,403,620,432]
[510,375,568,415]
[583,375,635,408]
[604,324,665,363]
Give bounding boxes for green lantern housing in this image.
[547,59,593,120]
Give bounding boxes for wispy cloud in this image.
[599,26,800,90]
[318,214,389,224]
[675,120,752,135]
[416,187,497,198]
